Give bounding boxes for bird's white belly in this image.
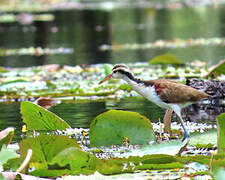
[131,83,170,109]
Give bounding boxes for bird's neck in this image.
[122,73,144,87]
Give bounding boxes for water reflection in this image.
[0,5,225,67]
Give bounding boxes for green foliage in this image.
[189,129,217,148]
[0,80,29,88]
[45,80,56,90]
[207,60,225,77]
[136,162,183,170]
[141,154,176,164]
[89,110,155,147]
[149,54,183,65]
[19,135,80,166]
[21,101,70,130]
[50,147,100,171]
[119,84,132,92]
[0,174,8,180]
[0,127,14,150]
[0,144,19,165]
[104,64,113,76]
[214,167,225,180]
[217,113,225,154]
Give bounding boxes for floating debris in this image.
[99,37,225,51]
[0,0,223,12]
[0,13,54,24]
[0,47,73,57]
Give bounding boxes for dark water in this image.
[0,97,223,143]
[0,5,225,67]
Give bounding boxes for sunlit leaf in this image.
[0,127,14,150]
[207,60,225,78]
[189,129,217,148]
[21,101,70,130]
[89,110,155,147]
[104,64,113,76]
[0,144,19,167]
[19,135,80,170]
[49,147,100,171]
[121,140,188,158]
[217,113,225,154]
[149,54,184,65]
[214,167,225,180]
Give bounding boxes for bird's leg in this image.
[170,105,190,141]
[179,115,190,141]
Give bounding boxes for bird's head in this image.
[99,64,132,84]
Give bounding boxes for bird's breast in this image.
[130,83,170,109]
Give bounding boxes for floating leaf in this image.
[121,140,188,158]
[149,54,183,65]
[214,167,225,180]
[0,127,14,150]
[0,80,30,88]
[207,60,225,78]
[104,64,113,76]
[49,147,100,173]
[217,113,225,154]
[89,110,155,147]
[0,67,8,73]
[29,169,73,178]
[0,144,19,167]
[136,162,183,170]
[189,129,217,148]
[21,101,70,130]
[119,84,132,92]
[19,135,80,170]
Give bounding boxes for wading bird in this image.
[99,65,210,141]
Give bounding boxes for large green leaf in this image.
[21,101,70,130]
[217,113,225,154]
[19,135,80,170]
[149,54,183,65]
[89,110,155,147]
[49,147,100,171]
[0,127,14,150]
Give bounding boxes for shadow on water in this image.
[0,97,224,143]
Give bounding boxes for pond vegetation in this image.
[0,0,225,179]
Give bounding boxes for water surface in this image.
[0,5,225,67]
[0,97,223,143]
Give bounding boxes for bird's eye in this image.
[113,70,117,74]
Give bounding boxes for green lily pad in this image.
[122,140,188,157]
[0,127,14,150]
[19,135,80,170]
[104,64,113,76]
[49,147,100,171]
[149,54,184,65]
[0,144,19,166]
[89,110,155,147]
[207,60,225,77]
[21,101,70,130]
[217,113,225,154]
[189,129,217,148]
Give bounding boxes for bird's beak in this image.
[99,74,113,84]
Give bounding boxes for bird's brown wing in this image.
[153,79,210,104]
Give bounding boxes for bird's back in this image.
[144,79,210,104]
